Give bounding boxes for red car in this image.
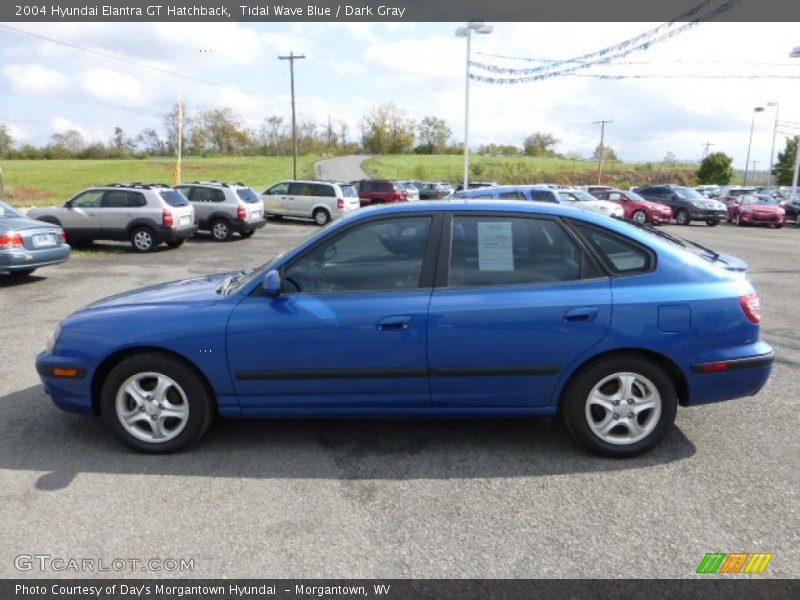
[591,189,674,225]
[728,194,786,228]
[354,179,409,207]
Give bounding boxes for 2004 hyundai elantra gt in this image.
[36,201,774,457]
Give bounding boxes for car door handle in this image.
[377,316,412,331]
[564,307,599,322]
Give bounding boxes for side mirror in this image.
[262,269,282,296]
[64,200,73,208]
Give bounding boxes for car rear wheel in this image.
[100,353,214,453]
[211,219,233,241]
[130,227,157,252]
[562,354,678,458]
[313,208,331,226]
[675,209,690,225]
[632,210,647,224]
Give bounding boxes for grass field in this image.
[364,154,698,187]
[0,156,321,207]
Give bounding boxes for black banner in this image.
[3,579,800,600]
[2,0,800,22]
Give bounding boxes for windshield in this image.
[626,192,648,202]
[236,187,261,204]
[160,190,190,207]
[674,187,705,201]
[743,195,778,205]
[0,201,25,218]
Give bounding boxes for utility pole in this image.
[278,51,306,180]
[593,120,613,184]
[701,141,714,159]
[751,160,759,183]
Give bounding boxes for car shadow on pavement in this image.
[0,274,48,287]
[0,385,696,491]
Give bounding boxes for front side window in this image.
[283,217,432,294]
[267,182,290,195]
[71,190,104,208]
[448,216,584,287]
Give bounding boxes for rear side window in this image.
[236,187,261,203]
[448,216,585,287]
[310,183,335,197]
[339,185,358,198]
[187,187,224,203]
[160,190,190,207]
[499,191,526,200]
[103,190,145,208]
[531,191,556,202]
[575,225,653,274]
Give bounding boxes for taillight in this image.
[162,209,174,227]
[237,204,246,220]
[739,293,761,324]
[59,230,66,244]
[0,232,24,248]
[337,198,345,209]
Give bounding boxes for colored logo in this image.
[696,552,773,574]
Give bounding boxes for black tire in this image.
[240,229,255,238]
[268,214,283,221]
[313,208,331,226]
[100,353,215,453]
[8,268,36,277]
[675,209,690,226]
[210,219,233,241]
[165,239,185,248]
[130,226,157,252]
[706,220,719,227]
[632,210,647,225]
[561,354,678,458]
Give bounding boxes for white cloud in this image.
[3,63,70,95]
[78,68,145,108]
[50,116,86,136]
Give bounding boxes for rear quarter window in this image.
[574,224,654,274]
[160,190,190,207]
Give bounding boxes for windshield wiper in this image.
[216,269,252,295]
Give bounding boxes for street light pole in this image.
[791,48,800,193]
[743,106,764,186]
[593,120,613,184]
[278,51,306,180]
[455,21,492,190]
[766,102,779,187]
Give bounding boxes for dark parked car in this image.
[414,181,451,200]
[353,180,409,207]
[779,195,800,223]
[37,201,773,457]
[0,200,70,277]
[635,185,727,226]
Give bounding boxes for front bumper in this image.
[0,245,70,273]
[689,208,727,221]
[36,351,95,414]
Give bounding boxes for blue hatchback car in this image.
[36,201,774,457]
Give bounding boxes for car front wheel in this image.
[100,353,214,453]
[562,354,678,458]
[632,210,647,224]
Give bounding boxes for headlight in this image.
[46,323,62,354]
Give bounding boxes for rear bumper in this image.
[684,348,774,406]
[0,245,71,273]
[232,217,267,233]
[156,224,198,243]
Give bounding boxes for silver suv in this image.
[28,183,197,252]
[175,181,267,241]
[262,180,361,226]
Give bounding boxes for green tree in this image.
[0,124,13,157]
[593,143,619,162]
[109,126,136,156]
[696,152,734,185]
[771,136,799,185]
[360,103,415,154]
[523,132,560,157]
[416,116,452,154]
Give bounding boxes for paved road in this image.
[0,220,797,579]
[315,155,371,181]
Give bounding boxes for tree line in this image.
[0,102,619,161]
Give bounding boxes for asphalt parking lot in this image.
[0,218,797,579]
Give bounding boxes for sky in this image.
[1,21,799,168]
